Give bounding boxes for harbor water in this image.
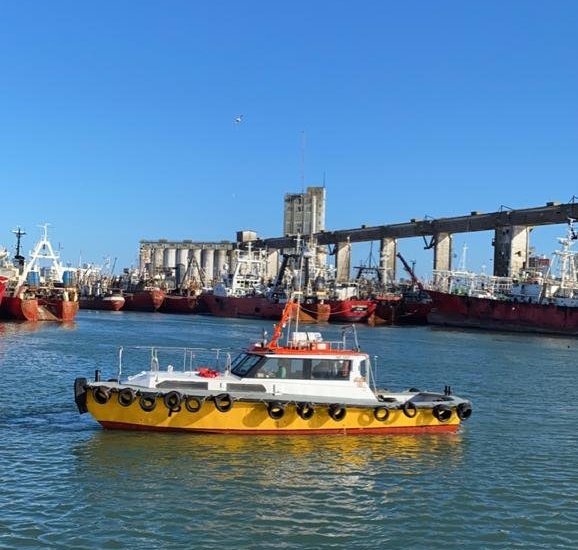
[1,311,578,549]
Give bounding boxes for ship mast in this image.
[12,226,26,268]
[16,224,65,287]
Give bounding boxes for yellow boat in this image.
[74,301,473,435]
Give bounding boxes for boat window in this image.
[359,359,367,378]
[311,359,351,380]
[253,358,301,379]
[230,354,263,377]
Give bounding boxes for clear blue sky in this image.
[1,1,577,278]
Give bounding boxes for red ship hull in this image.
[369,296,403,325]
[328,299,376,323]
[79,295,125,311]
[200,294,329,323]
[0,295,79,321]
[159,294,198,314]
[123,289,165,312]
[396,300,431,325]
[428,290,578,335]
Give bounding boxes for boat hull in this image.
[200,294,329,323]
[79,296,125,311]
[428,290,578,335]
[159,295,198,314]
[328,299,376,323]
[0,295,79,321]
[123,289,165,312]
[86,392,461,435]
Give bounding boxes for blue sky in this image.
[1,1,577,278]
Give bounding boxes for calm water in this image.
[1,311,577,549]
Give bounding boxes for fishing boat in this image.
[123,287,166,312]
[74,298,473,435]
[79,292,125,312]
[371,253,432,326]
[0,226,79,322]
[427,220,578,335]
[200,245,330,322]
[159,291,199,314]
[78,263,125,311]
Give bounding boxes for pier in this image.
[140,201,578,281]
[256,200,578,280]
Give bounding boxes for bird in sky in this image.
[234,114,243,124]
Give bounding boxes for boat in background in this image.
[328,295,377,323]
[199,245,330,323]
[159,290,199,314]
[78,262,125,311]
[123,287,165,312]
[427,220,578,335]
[0,226,79,322]
[74,295,473,435]
[79,292,125,312]
[120,268,166,312]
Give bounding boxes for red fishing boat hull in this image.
[428,290,578,335]
[0,295,79,321]
[200,294,328,323]
[368,296,402,325]
[328,299,376,323]
[396,300,431,325]
[123,289,165,312]
[79,296,125,311]
[159,295,198,314]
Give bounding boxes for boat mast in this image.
[17,224,65,287]
[12,226,26,268]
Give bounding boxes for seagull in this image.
[234,114,243,124]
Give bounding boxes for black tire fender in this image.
[456,402,472,420]
[139,393,157,412]
[373,406,390,422]
[74,377,88,414]
[184,395,203,413]
[402,401,417,418]
[296,402,315,420]
[163,390,182,412]
[118,387,137,407]
[328,403,347,422]
[432,404,452,422]
[92,386,111,405]
[213,393,233,413]
[267,401,285,420]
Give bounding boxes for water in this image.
[1,311,578,549]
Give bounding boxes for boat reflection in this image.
[76,427,466,485]
[0,320,76,335]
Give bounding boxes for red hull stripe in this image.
[99,421,460,435]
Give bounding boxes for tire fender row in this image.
[90,386,472,423]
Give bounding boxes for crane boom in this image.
[396,253,424,291]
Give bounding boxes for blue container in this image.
[62,270,76,287]
[27,271,40,287]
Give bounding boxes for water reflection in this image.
[74,428,466,484]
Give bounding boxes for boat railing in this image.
[282,339,349,352]
[117,345,233,379]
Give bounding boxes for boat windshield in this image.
[231,353,353,380]
[230,353,264,377]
